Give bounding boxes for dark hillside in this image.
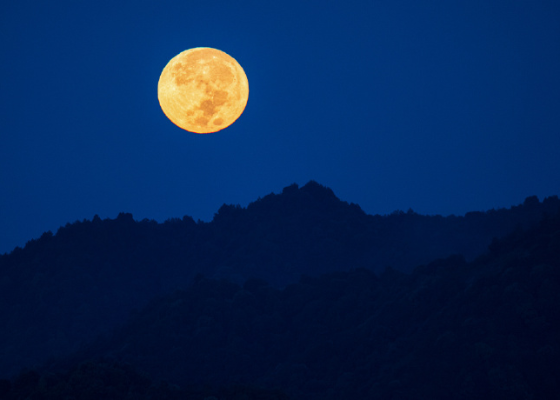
[55,209,560,399]
[0,181,558,378]
[52,211,560,399]
[1,361,290,400]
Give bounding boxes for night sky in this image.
[1,0,559,255]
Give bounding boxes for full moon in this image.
[157,47,249,134]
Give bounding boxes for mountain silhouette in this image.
[0,181,559,383]
[6,202,560,399]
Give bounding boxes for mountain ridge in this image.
[0,181,559,379]
[8,208,560,399]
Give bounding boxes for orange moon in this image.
[157,47,249,134]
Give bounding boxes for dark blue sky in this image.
[1,0,559,254]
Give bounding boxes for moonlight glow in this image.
[157,47,249,134]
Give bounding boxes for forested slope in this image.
[1,181,558,379]
[48,209,560,399]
